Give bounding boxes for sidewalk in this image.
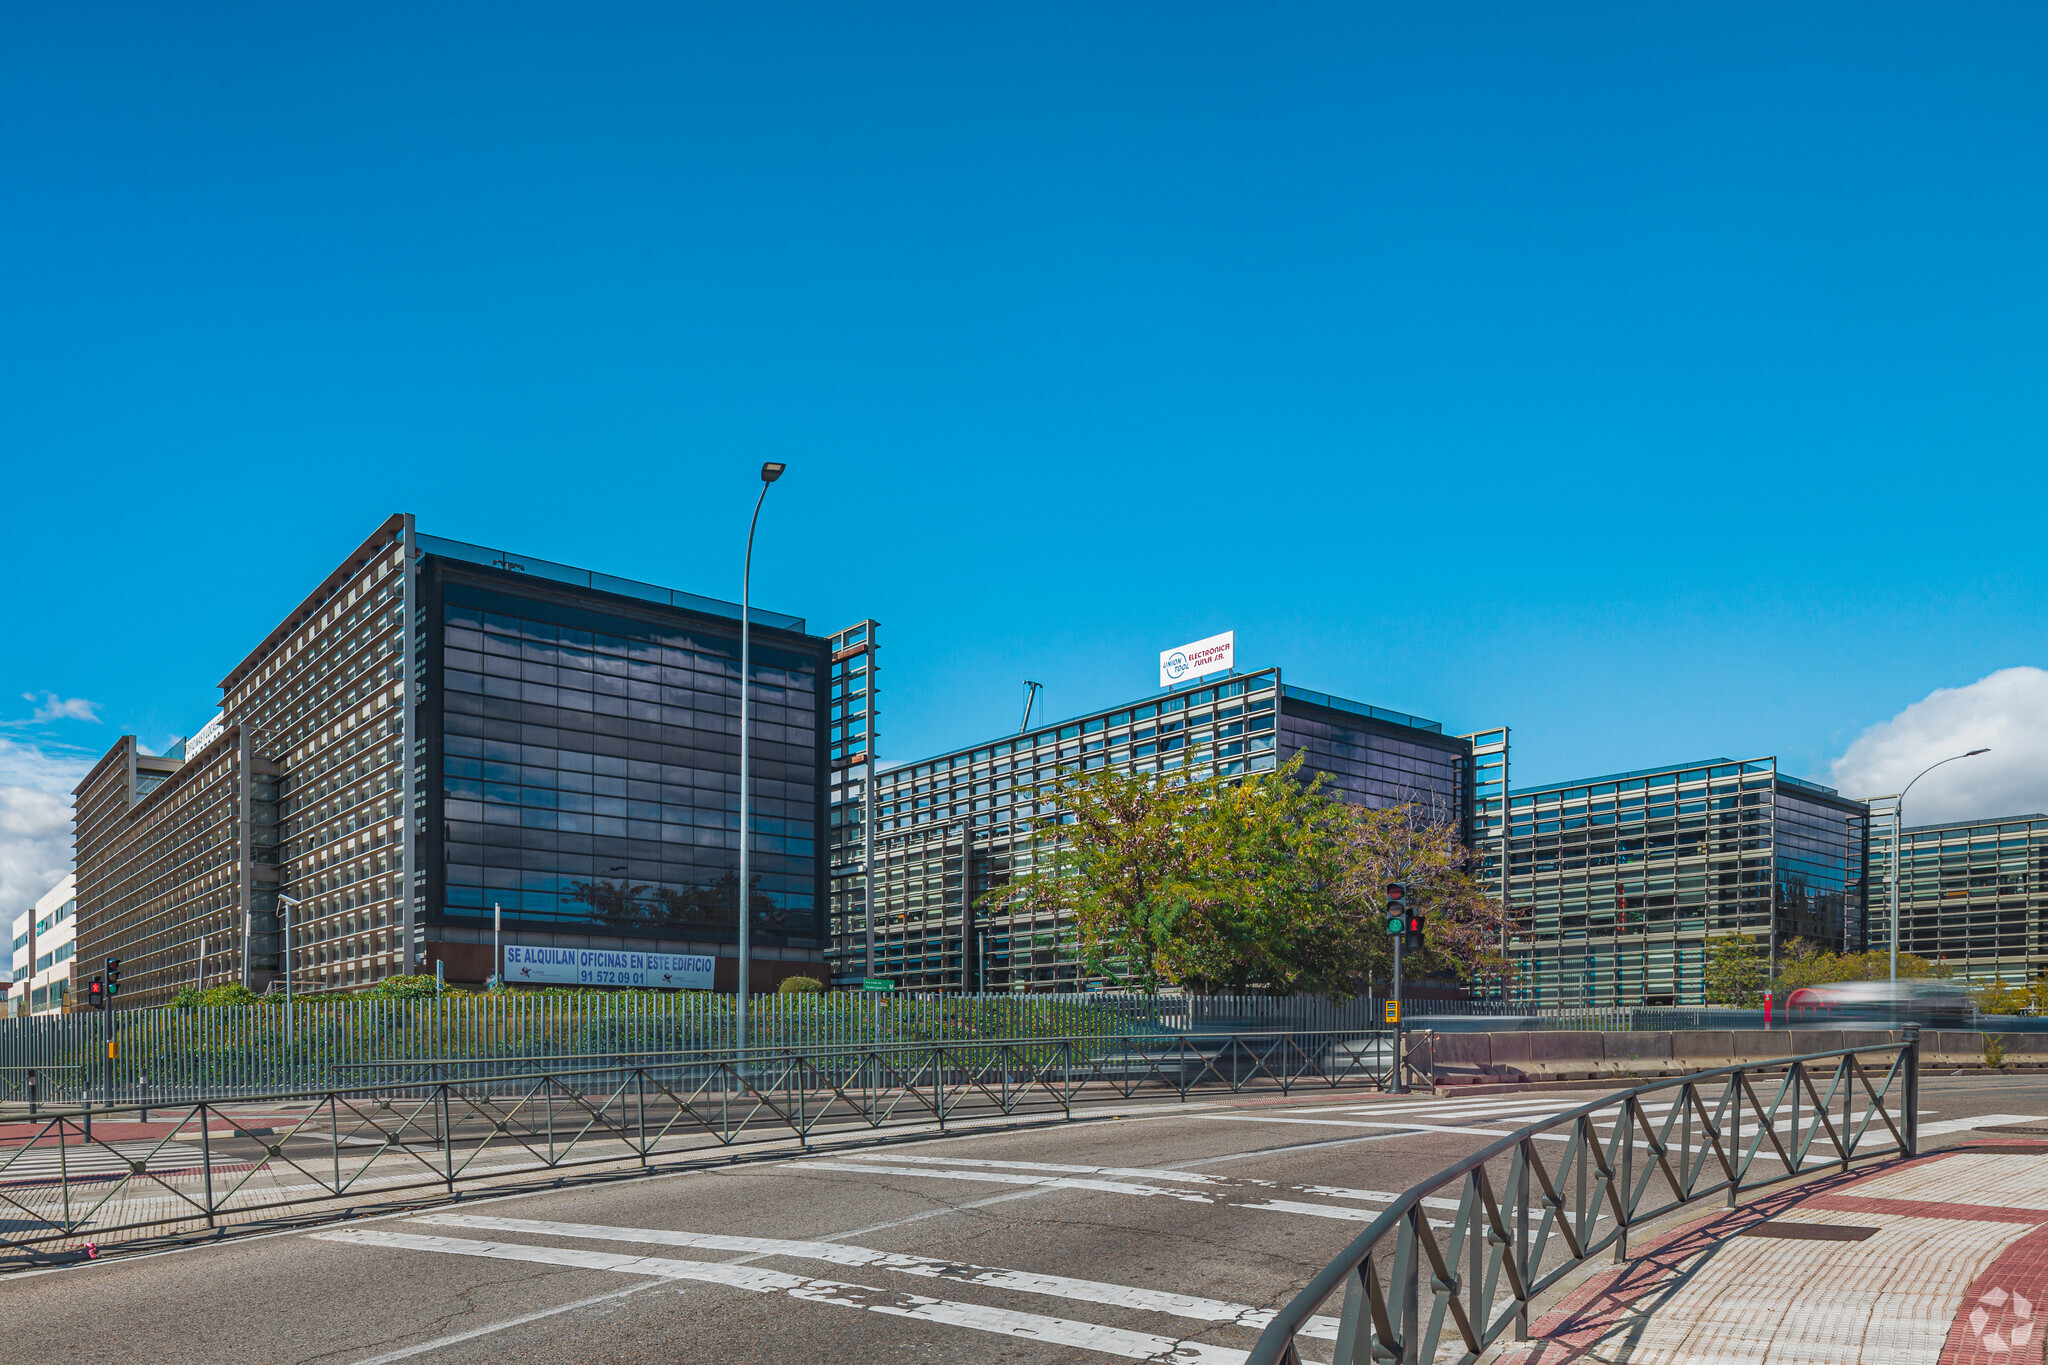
[1492,1135,2048,1365]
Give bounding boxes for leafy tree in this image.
[1704,932,1767,1006]
[1973,976,2041,1015]
[1164,758,1361,994]
[1330,801,1511,993]
[983,751,1507,996]
[992,755,1214,992]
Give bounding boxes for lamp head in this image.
[760,462,787,484]
[1966,748,1991,757]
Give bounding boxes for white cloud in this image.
[1828,667,2048,825]
[17,692,102,724]
[0,736,91,920]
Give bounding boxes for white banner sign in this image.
[1159,630,1235,688]
[503,945,717,991]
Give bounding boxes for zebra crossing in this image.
[316,1211,1352,1364]
[785,1150,1474,1226]
[0,1140,209,1185]
[1199,1089,2030,1159]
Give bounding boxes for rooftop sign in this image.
[1159,630,1234,688]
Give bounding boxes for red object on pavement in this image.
[1765,993,1773,1028]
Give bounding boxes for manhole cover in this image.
[1980,1126,2048,1137]
[1742,1222,1879,1242]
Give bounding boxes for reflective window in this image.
[436,582,821,947]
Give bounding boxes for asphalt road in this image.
[7,1072,2044,1365]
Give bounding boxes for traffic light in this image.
[87,976,105,1010]
[1383,882,1406,937]
[1404,910,1426,953]
[105,958,121,997]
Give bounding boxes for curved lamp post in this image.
[1891,748,1990,982]
[737,461,786,1053]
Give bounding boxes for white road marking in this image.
[1283,1097,1611,1118]
[790,1152,1475,1224]
[341,1281,667,1365]
[316,1228,1252,1363]
[414,1213,1344,1339]
[0,1141,209,1180]
[868,1153,1225,1183]
[790,1160,1218,1201]
[1204,1115,1521,1137]
[1917,1114,2046,1138]
[1298,1185,1465,1210]
[1237,1198,1389,1224]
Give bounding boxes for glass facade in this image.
[424,567,826,952]
[1865,812,2048,983]
[826,668,1483,992]
[1504,757,1870,1006]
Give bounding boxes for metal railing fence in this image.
[0,1027,1395,1261]
[0,992,1401,1104]
[1246,1035,1920,1365]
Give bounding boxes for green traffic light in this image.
[1385,915,1404,935]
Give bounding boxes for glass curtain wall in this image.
[428,574,825,949]
[836,669,1476,992]
[1510,759,1754,1007]
[1873,814,2048,984]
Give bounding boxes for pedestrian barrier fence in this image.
[0,1026,1402,1262]
[1245,1034,1922,1365]
[0,993,1406,1105]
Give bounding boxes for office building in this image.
[75,515,832,1008]
[8,875,77,1015]
[826,667,1491,991]
[1502,757,1870,1007]
[1864,809,2048,984]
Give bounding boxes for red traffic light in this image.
[1407,914,1424,933]
[1384,883,1406,901]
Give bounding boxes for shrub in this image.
[777,975,824,995]
[356,974,446,1001]
[1984,1034,2009,1070]
[168,983,264,1008]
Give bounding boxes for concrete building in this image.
[8,874,77,1015]
[75,516,834,1008]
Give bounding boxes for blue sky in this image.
[5,4,2047,907]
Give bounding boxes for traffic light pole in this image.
[1390,932,1406,1095]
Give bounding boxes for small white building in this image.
[9,874,77,1015]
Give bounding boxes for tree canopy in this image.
[1704,932,1767,1006]
[982,752,1507,996]
[1771,938,1951,993]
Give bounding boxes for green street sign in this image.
[861,978,897,991]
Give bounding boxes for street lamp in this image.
[1891,748,1990,982]
[277,892,302,1050]
[276,893,302,1007]
[737,461,786,1053]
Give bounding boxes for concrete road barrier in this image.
[1416,1027,1925,1087]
